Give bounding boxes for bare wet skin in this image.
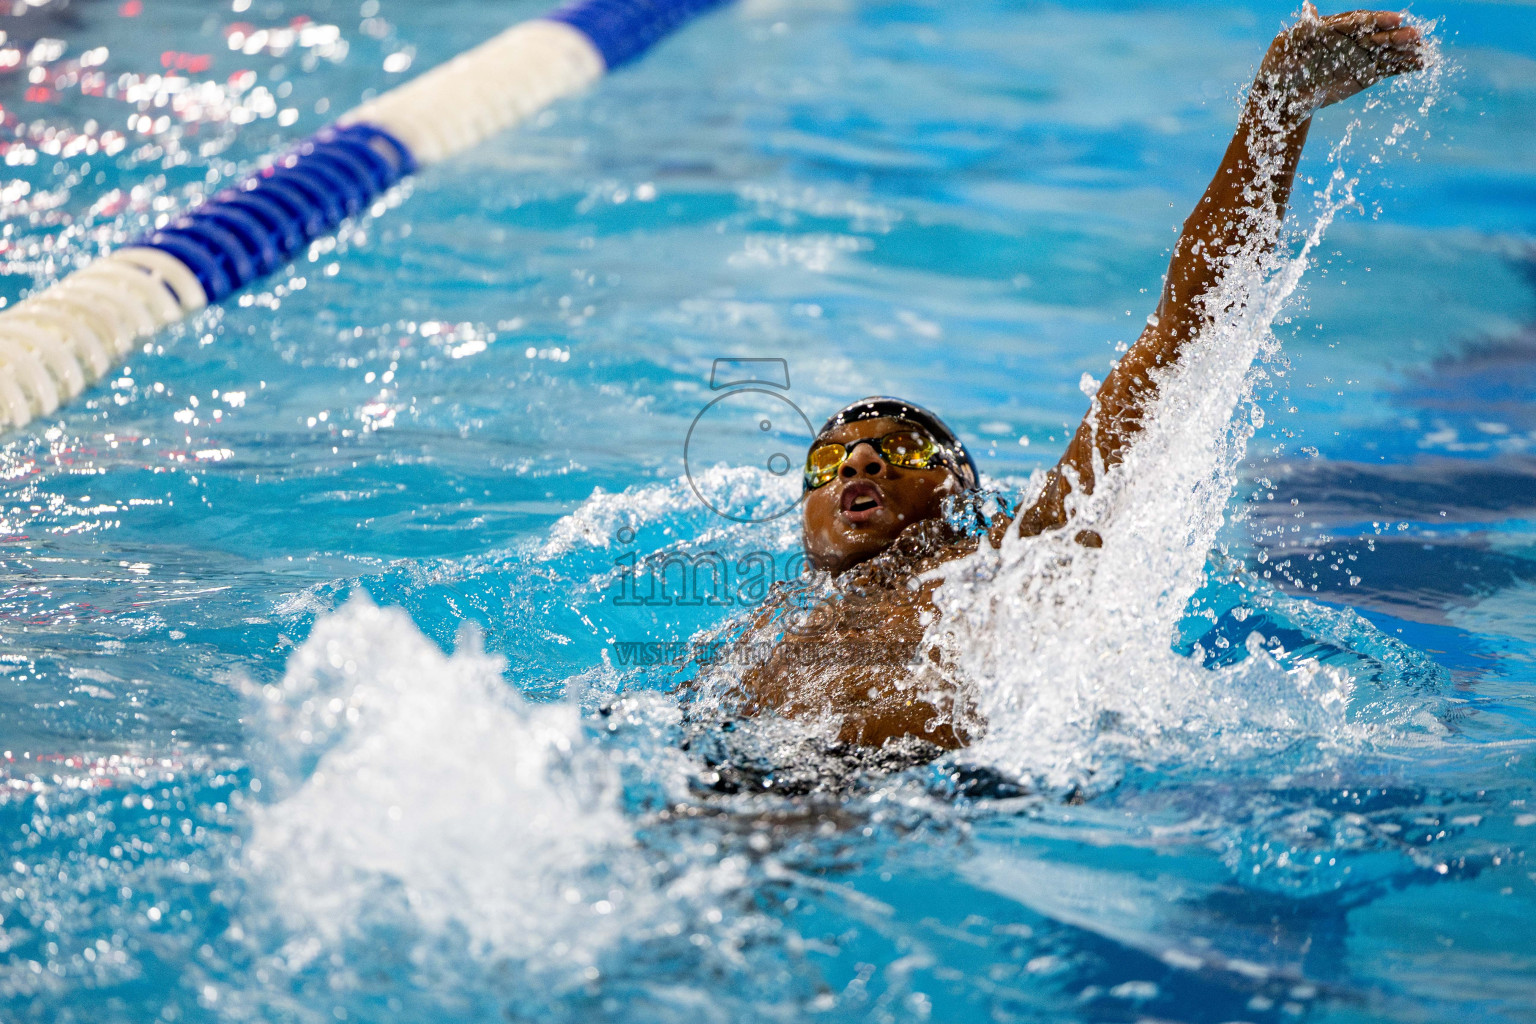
[705,5,1430,759]
[737,532,980,749]
[712,416,973,749]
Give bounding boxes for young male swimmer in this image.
[715,6,1428,751]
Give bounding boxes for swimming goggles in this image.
[803,428,960,490]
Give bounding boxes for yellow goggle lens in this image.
[805,443,846,487]
[879,430,937,468]
[803,430,943,489]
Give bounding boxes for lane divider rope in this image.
[0,0,728,430]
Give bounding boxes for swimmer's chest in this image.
[739,584,943,714]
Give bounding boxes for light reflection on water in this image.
[0,0,1535,1021]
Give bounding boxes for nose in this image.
[840,440,886,478]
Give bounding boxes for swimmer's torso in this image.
[722,525,978,749]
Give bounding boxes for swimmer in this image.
[717,6,1429,753]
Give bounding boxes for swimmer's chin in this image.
[806,522,906,575]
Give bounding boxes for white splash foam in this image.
[538,465,800,559]
[244,596,639,972]
[932,58,1447,789]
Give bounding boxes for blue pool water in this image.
[2,0,1535,1020]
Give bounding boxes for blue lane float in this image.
[140,122,414,303]
[549,0,730,69]
[0,0,731,428]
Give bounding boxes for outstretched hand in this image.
[1258,4,1428,118]
[1015,3,1435,544]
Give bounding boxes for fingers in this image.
[1359,25,1426,70]
[1264,5,1431,109]
[1382,44,1430,73]
[1319,9,1425,59]
[1325,10,1404,33]
[1362,25,1420,48]
[1321,9,1417,48]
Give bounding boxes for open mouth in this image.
[840,481,884,523]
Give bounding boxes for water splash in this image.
[233,595,886,1020]
[929,36,1449,791]
[243,596,643,979]
[225,32,1458,1010]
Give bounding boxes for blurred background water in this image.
[0,0,1533,1021]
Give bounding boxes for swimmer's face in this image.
[801,416,961,576]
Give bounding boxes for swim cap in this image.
[814,395,980,491]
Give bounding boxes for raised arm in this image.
[1012,5,1427,540]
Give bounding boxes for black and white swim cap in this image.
[814,396,980,491]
